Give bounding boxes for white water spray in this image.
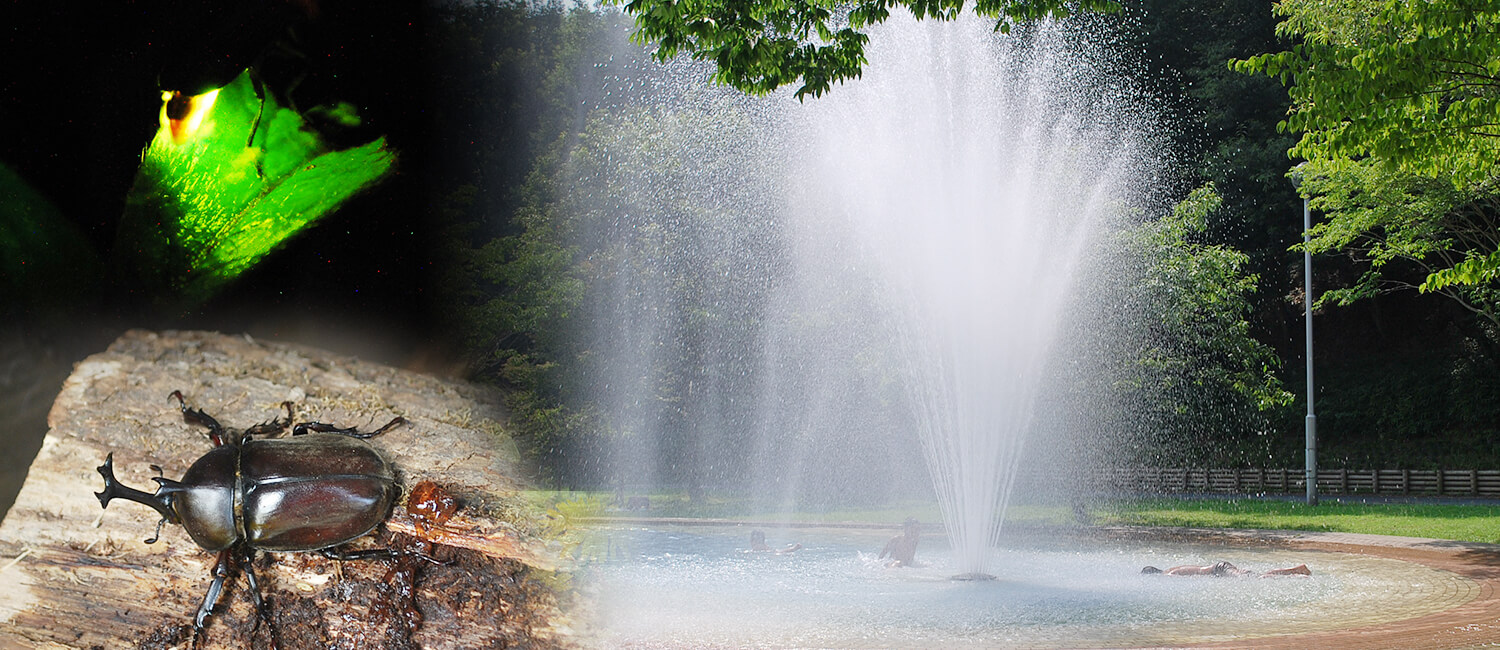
[571,11,1153,577]
[794,15,1150,574]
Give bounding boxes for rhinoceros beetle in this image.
[95,391,418,648]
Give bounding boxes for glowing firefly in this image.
[160,87,221,145]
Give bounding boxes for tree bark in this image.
[0,330,567,649]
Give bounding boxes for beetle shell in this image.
[242,434,397,551]
[171,434,396,552]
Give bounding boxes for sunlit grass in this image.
[526,490,1500,543]
[1093,498,1500,544]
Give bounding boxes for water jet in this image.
[795,14,1147,577]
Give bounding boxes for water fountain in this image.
[795,15,1148,577]
[558,11,1493,649]
[573,12,1150,571]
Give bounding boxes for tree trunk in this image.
[0,330,568,649]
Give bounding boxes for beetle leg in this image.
[243,401,295,440]
[400,540,452,567]
[321,543,449,566]
[241,548,280,650]
[319,545,398,561]
[193,549,233,648]
[144,516,168,545]
[169,390,230,447]
[294,416,407,439]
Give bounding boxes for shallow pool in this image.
[578,525,1473,648]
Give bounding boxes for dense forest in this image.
[4,0,1498,506]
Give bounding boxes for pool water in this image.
[578,525,1473,648]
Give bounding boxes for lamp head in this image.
[1290,162,1308,190]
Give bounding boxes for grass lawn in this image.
[1087,498,1500,544]
[525,490,1500,544]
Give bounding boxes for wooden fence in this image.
[1089,467,1500,498]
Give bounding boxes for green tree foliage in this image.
[434,2,783,488]
[1233,0,1500,320]
[1295,164,1500,327]
[1072,184,1292,466]
[430,2,640,483]
[610,0,1116,98]
[552,103,789,490]
[1240,0,1500,180]
[1126,0,1299,270]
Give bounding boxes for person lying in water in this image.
[879,518,922,567]
[748,530,802,554]
[1140,561,1311,577]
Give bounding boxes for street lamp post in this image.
[1291,164,1318,506]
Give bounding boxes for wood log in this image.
[0,330,569,649]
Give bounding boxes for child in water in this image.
[1141,561,1311,577]
[879,518,922,567]
[748,530,802,554]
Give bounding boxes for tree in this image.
[1233,0,1500,320]
[433,3,647,486]
[1294,163,1500,327]
[1064,184,1293,466]
[609,0,1116,98]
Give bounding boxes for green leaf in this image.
[615,0,1117,96]
[1423,251,1500,292]
[115,70,395,306]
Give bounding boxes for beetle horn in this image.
[96,453,181,526]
